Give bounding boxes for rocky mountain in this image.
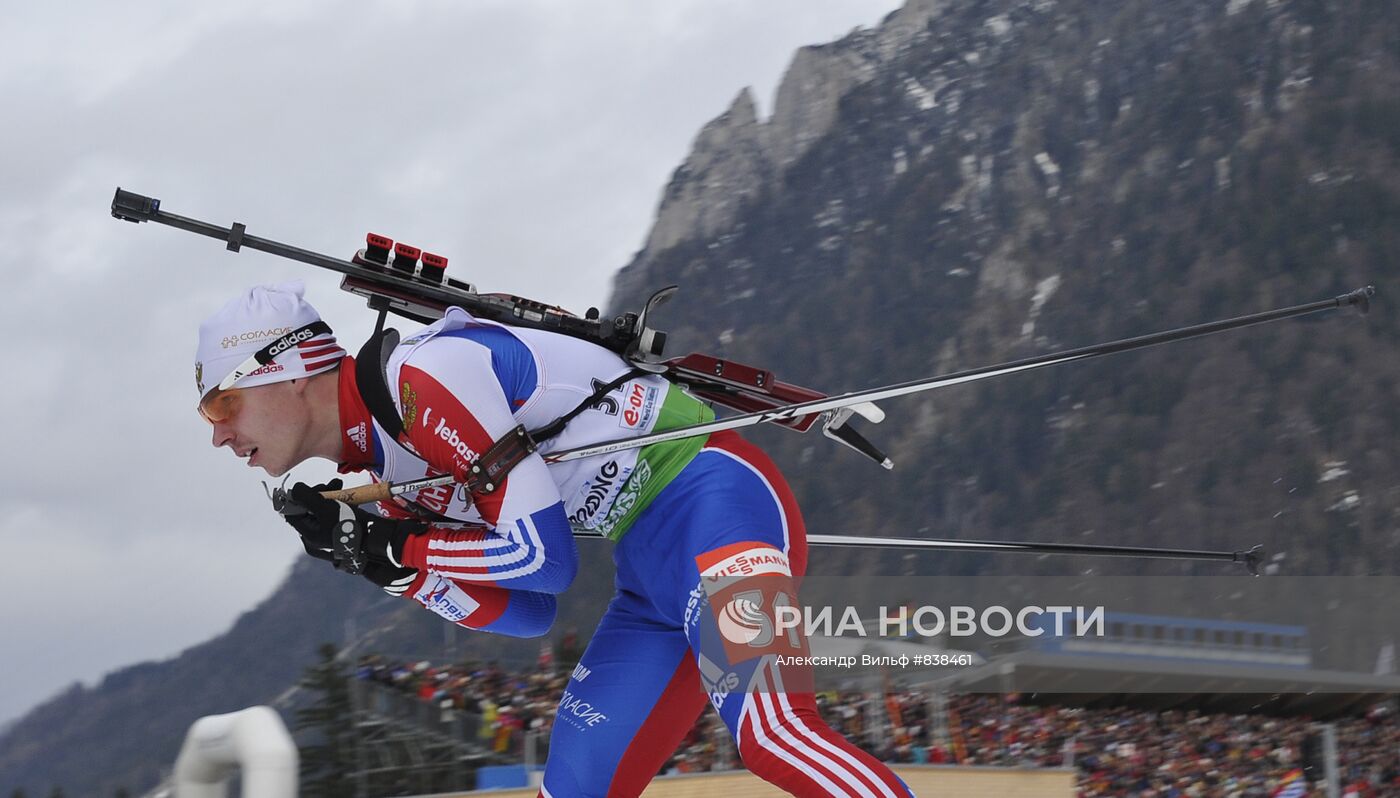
[613,0,1398,582]
[5,0,1399,794]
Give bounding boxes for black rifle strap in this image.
[352,331,456,522]
[355,327,405,441]
[528,368,648,444]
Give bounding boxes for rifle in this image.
[111,188,890,466]
[112,188,1374,573]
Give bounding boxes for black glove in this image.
[275,481,427,586]
[362,561,420,596]
[277,479,343,562]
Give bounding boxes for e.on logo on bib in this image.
[618,382,659,430]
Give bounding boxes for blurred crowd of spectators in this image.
[353,655,563,755]
[352,652,1397,795]
[882,694,1398,797]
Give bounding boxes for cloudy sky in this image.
[0,0,902,725]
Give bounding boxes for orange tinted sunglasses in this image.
[197,387,244,424]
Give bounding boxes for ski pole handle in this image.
[322,482,393,505]
[269,480,393,518]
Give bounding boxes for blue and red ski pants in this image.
[539,431,914,797]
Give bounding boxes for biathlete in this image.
[195,281,914,797]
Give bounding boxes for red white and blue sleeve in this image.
[393,336,579,595]
[371,502,558,638]
[388,568,558,638]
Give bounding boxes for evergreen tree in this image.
[294,643,358,798]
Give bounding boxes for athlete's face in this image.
[206,380,313,477]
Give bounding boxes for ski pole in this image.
[570,530,1265,574]
[802,534,1263,574]
[350,285,1375,500]
[303,480,1265,572]
[311,482,1265,572]
[292,483,1261,570]
[546,285,1374,462]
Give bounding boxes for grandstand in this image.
[941,612,1400,718]
[158,663,1397,796]
[155,609,1398,796]
[1031,612,1311,668]
[331,635,1395,793]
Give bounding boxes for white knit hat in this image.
[194,281,346,397]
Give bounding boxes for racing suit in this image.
[335,307,914,797]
